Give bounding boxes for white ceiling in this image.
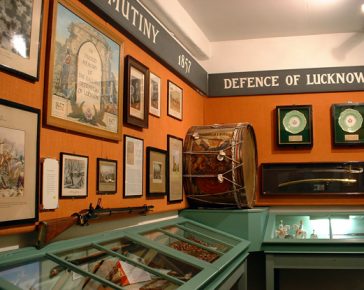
[177,0,364,41]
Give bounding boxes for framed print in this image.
[149,72,161,117]
[125,55,149,128]
[97,158,117,194]
[167,81,183,120]
[167,135,183,203]
[0,99,39,227]
[46,0,123,141]
[276,105,313,147]
[146,147,166,197]
[123,135,144,197]
[0,0,43,80]
[332,103,364,145]
[60,152,88,198]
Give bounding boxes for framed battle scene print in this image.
[60,153,88,198]
[46,0,123,141]
[146,147,166,197]
[0,99,40,227]
[332,103,364,145]
[149,72,161,117]
[97,158,117,194]
[276,105,313,147]
[167,81,183,121]
[125,55,149,128]
[167,135,183,203]
[123,135,144,198]
[0,0,43,80]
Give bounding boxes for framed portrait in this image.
[46,0,123,141]
[146,147,167,197]
[97,158,117,194]
[60,152,88,198]
[0,0,43,80]
[276,105,313,147]
[167,81,183,121]
[125,55,149,128]
[167,135,183,203]
[0,99,40,227]
[332,103,364,145]
[123,135,144,197]
[149,72,161,117]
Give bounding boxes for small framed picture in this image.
[0,0,43,80]
[146,147,167,197]
[125,55,149,128]
[332,103,364,145]
[123,135,144,197]
[97,158,117,194]
[276,105,313,147]
[149,72,161,117]
[60,152,88,198]
[167,135,183,203]
[167,80,183,121]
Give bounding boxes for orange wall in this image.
[0,0,204,236]
[204,91,364,206]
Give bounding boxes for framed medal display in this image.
[276,105,313,147]
[332,103,364,145]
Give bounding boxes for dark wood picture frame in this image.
[124,55,149,128]
[146,147,167,197]
[167,80,183,121]
[97,158,117,194]
[167,135,183,203]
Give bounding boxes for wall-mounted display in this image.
[60,152,88,198]
[149,72,161,117]
[96,158,117,194]
[167,135,183,203]
[146,147,167,197]
[0,0,43,80]
[46,0,123,141]
[123,135,144,198]
[42,158,59,210]
[332,103,364,145]
[168,80,183,120]
[0,99,40,226]
[276,105,313,147]
[125,55,149,128]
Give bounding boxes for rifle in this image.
[36,199,154,249]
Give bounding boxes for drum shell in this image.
[183,123,257,208]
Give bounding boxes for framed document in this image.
[123,135,144,197]
[97,158,117,194]
[60,152,88,198]
[276,105,313,147]
[149,72,161,117]
[167,81,183,120]
[146,147,166,197]
[332,103,364,145]
[0,0,43,80]
[125,55,149,128]
[46,0,123,140]
[0,99,40,226]
[167,135,183,203]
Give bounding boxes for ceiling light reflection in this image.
[11,35,27,59]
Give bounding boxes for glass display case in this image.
[0,217,250,290]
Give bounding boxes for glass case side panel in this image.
[331,215,364,239]
[142,230,221,263]
[99,237,201,282]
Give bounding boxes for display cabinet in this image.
[0,217,250,290]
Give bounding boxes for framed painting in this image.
[123,135,144,197]
[146,147,166,197]
[0,0,43,80]
[149,72,161,117]
[60,152,88,198]
[124,55,149,128]
[332,103,364,145]
[0,99,40,227]
[46,0,123,140]
[97,158,117,194]
[167,80,183,120]
[167,135,183,203]
[276,105,313,147]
